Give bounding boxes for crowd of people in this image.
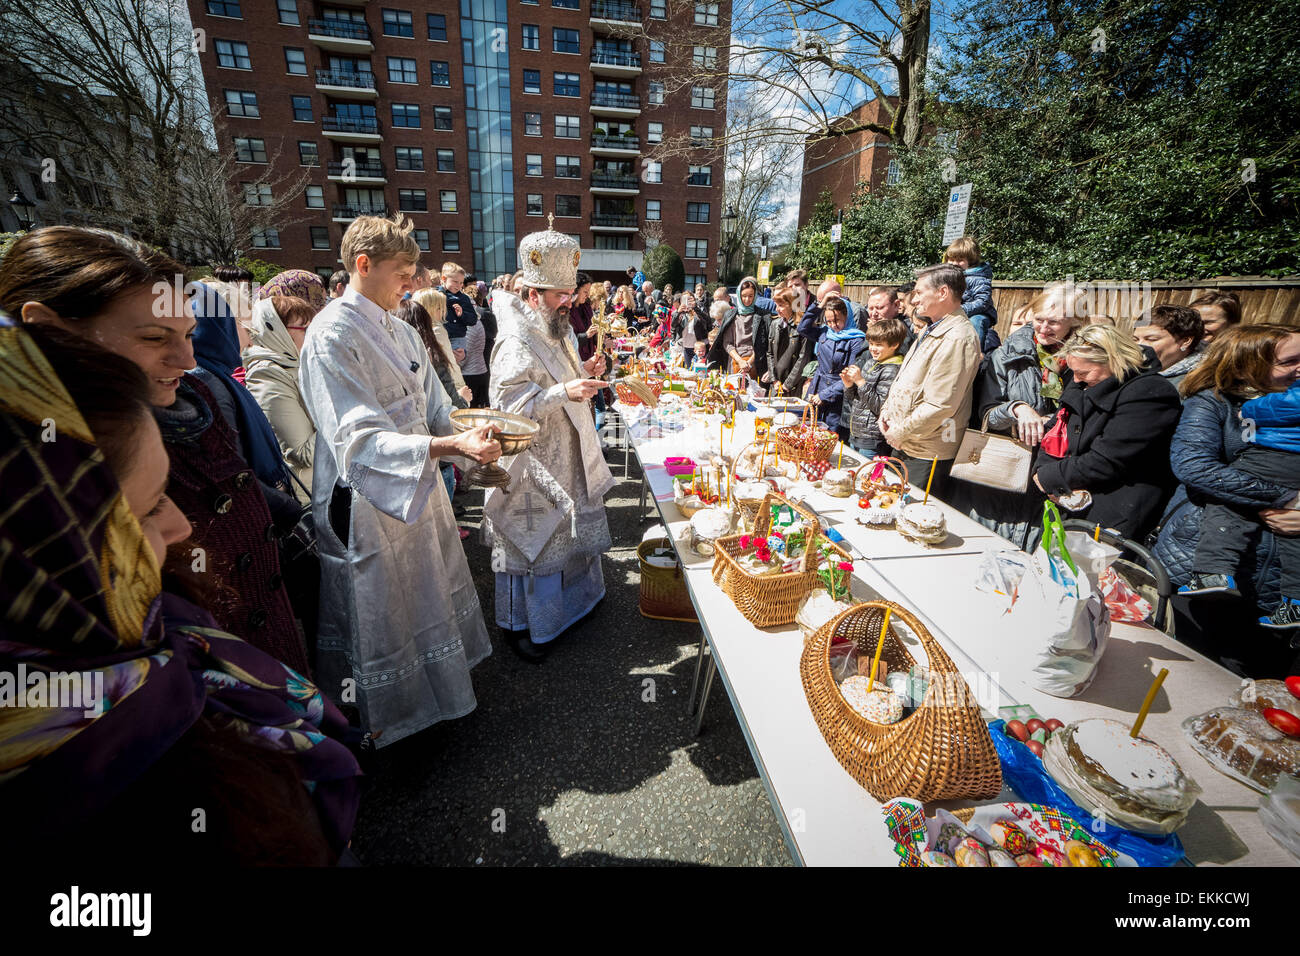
[0,214,1295,864]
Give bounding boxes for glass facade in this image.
[461,0,515,275]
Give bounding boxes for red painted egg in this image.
[1264,708,1300,737]
[1006,720,1029,742]
[1026,740,1045,757]
[1286,676,1300,699]
[1045,718,1065,732]
[1026,718,1046,735]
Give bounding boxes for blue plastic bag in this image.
[989,720,1187,867]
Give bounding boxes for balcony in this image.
[590,49,642,77]
[327,160,386,183]
[591,171,640,194]
[591,212,639,231]
[307,17,374,52]
[333,204,389,222]
[590,90,640,118]
[590,132,640,156]
[321,114,382,142]
[315,68,377,99]
[590,0,641,30]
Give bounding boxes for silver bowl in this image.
[449,408,540,491]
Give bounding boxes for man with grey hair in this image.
[485,218,614,662]
[878,262,981,498]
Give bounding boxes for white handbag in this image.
[949,408,1034,492]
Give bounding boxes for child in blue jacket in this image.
[944,237,1000,353]
[1181,380,1300,630]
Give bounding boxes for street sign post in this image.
[757,260,772,284]
[942,183,973,245]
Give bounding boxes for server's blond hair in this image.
[341,214,419,273]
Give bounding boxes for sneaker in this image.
[1178,572,1240,599]
[1259,597,1300,630]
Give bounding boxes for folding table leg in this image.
[687,630,708,715]
[638,473,647,512]
[692,656,717,737]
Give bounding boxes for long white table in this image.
[619,404,1292,866]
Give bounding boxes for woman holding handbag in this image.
[958,283,1086,550]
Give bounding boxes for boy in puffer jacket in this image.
[1180,380,1300,631]
[840,317,907,456]
[944,237,999,353]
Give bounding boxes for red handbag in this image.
[1040,408,1070,459]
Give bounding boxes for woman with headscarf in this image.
[707,275,771,380]
[258,268,329,313]
[0,320,361,864]
[244,296,318,492]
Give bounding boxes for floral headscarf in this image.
[258,269,328,313]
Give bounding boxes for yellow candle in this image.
[1130,667,1169,739]
[1094,523,1101,541]
[866,608,891,693]
[922,456,939,506]
[837,442,844,470]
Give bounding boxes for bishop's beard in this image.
[535,301,571,342]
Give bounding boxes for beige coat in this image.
[243,299,316,491]
[878,308,982,460]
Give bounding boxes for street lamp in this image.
[8,190,36,230]
[720,207,738,282]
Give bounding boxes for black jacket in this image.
[707,307,770,379]
[844,357,902,454]
[437,285,479,339]
[765,315,814,393]
[1034,369,1182,538]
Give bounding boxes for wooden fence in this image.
[842,278,1300,339]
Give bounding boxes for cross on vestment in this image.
[512,492,547,532]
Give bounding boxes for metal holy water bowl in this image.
[448,407,540,491]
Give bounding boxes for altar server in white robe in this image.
[485,221,615,662]
[299,214,501,745]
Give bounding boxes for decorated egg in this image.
[1264,708,1300,737]
[1034,843,1069,867]
[921,850,957,867]
[987,849,1018,868]
[1045,718,1065,732]
[1065,840,1102,867]
[1026,740,1045,757]
[954,837,990,868]
[989,819,1034,856]
[1026,718,1045,735]
[1006,720,1029,742]
[1014,853,1043,867]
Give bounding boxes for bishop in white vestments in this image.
[485,223,615,661]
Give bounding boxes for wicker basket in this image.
[776,404,838,463]
[614,377,663,406]
[711,493,850,628]
[854,456,910,500]
[637,538,697,622]
[800,600,1003,802]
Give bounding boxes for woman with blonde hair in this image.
[1029,324,1182,538]
[409,288,473,405]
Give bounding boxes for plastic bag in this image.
[974,549,1032,598]
[1063,530,1121,587]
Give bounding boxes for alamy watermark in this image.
[0,664,104,718]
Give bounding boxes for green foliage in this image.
[642,242,685,291]
[0,231,25,264]
[236,257,286,286]
[792,0,1299,280]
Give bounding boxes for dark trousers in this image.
[464,372,490,408]
[1196,445,1300,595]
[890,451,955,500]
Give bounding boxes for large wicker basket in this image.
[614,377,662,406]
[800,600,1002,802]
[775,404,838,463]
[711,492,850,628]
[638,537,697,622]
[854,456,910,499]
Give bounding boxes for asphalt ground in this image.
[349,436,793,866]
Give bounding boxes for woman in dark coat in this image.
[707,275,770,379]
[763,288,814,395]
[1032,325,1182,538]
[797,294,867,440]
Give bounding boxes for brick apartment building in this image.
[187,0,730,286]
[796,96,900,230]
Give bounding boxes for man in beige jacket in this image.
[878,263,982,498]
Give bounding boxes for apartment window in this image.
[297,141,319,166]
[650,0,666,17]
[886,159,902,185]
[648,81,664,105]
[553,0,579,7]
[522,112,541,136]
[301,185,323,208]
[688,164,712,185]
[399,188,427,211]
[521,24,539,50]
[693,46,717,68]
[644,160,662,183]
[649,41,665,63]
[555,195,580,217]
[553,28,579,54]
[690,124,713,145]
[207,0,241,16]
[431,60,450,86]
[282,47,306,75]
[224,90,259,118]
[243,183,272,205]
[310,225,330,249]
[439,189,457,212]
[392,103,420,127]
[290,95,312,122]
[555,114,580,138]
[554,72,580,96]
[685,273,706,289]
[234,136,267,163]
[685,238,708,258]
[382,9,414,37]
[521,0,538,4]
[555,155,580,178]
[691,85,715,109]
[395,146,424,170]
[388,56,418,83]
[414,228,431,251]
[525,153,542,176]
[276,0,299,24]
[433,107,452,130]
[694,2,719,25]
[647,121,663,144]
[645,199,661,220]
[594,234,631,250]
[252,227,280,249]
[687,201,710,222]
[436,148,455,172]
[426,13,447,41]
[522,69,541,93]
[442,229,460,251]
[215,40,251,70]
[526,194,543,215]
